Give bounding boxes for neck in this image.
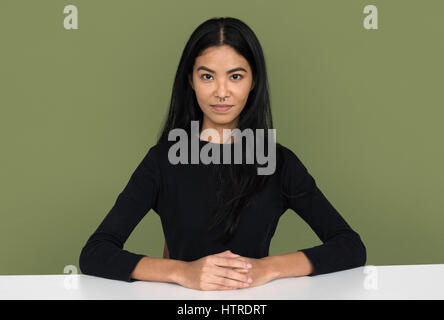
[199,120,238,144]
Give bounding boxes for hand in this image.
[230,256,277,288]
[176,250,254,291]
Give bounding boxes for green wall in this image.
[1,0,443,275]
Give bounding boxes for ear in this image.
[250,76,256,91]
[188,74,194,90]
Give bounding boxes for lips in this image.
[211,104,233,112]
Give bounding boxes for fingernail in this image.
[247,263,252,268]
[248,278,253,283]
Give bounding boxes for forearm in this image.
[262,251,314,280]
[130,256,186,283]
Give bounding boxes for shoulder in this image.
[275,142,307,173]
[275,142,316,196]
[140,139,177,168]
[133,141,175,186]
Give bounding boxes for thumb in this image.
[222,249,240,257]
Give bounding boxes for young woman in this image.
[79,17,366,291]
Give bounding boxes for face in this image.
[189,45,255,143]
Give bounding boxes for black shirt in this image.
[79,138,366,282]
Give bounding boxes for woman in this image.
[79,17,366,291]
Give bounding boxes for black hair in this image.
[156,17,279,245]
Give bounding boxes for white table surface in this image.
[1,264,443,300]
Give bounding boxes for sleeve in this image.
[280,146,367,276]
[78,145,161,282]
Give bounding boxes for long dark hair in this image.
[157,17,277,245]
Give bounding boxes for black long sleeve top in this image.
[79,138,366,282]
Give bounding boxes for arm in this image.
[261,251,314,279]
[128,242,175,282]
[79,146,161,282]
[273,146,366,278]
[130,256,185,283]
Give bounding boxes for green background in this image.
[1,0,443,276]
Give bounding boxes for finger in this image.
[208,273,250,289]
[217,251,250,265]
[212,256,252,270]
[211,266,252,285]
[231,268,250,273]
[224,255,249,264]
[218,250,240,257]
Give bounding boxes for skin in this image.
[164,45,274,290]
[189,45,255,143]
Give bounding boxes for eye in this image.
[230,74,243,80]
[199,73,244,81]
[200,74,213,80]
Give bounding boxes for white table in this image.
[1,264,443,300]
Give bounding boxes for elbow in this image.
[78,233,114,278]
[338,230,367,270]
[357,240,367,267]
[78,243,96,277]
[351,232,367,268]
[78,245,89,276]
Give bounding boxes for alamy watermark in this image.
[363,265,378,290]
[62,5,379,31]
[63,264,79,290]
[167,121,276,175]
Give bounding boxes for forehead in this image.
[194,45,250,70]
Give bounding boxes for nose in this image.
[215,79,230,99]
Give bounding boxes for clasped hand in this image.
[177,250,275,291]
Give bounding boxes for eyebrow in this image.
[196,66,247,74]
